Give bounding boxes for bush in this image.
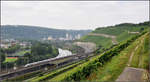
[60,31,147,81]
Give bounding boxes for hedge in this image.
[59,31,147,81]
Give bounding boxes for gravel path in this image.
[73,42,96,53]
[116,33,149,81]
[88,33,118,44]
[127,45,139,66]
[116,67,147,81]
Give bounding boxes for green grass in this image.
[139,34,150,69]
[47,33,146,82]
[80,35,112,48]
[79,24,146,50]
[130,42,141,68]
[4,57,18,62]
[130,33,150,69]
[116,31,137,42]
[31,31,149,82]
[85,33,141,81]
[93,25,146,36]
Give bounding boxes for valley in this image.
[0,21,149,82]
[1,1,149,81]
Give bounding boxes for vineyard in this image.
[2,22,149,82]
[80,22,149,49]
[27,30,148,81]
[49,31,147,81]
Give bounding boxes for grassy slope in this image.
[30,24,149,81]
[130,33,150,69]
[80,25,146,49]
[44,24,149,81]
[46,34,139,81]
[116,31,136,43]
[86,32,149,81]
[92,25,145,35]
[80,35,112,48]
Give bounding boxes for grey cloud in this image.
[1,1,149,30]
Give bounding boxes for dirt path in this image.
[138,36,145,67]
[88,33,118,44]
[116,67,147,81]
[116,33,149,81]
[128,31,140,34]
[73,42,96,53]
[127,34,145,67]
[127,45,139,66]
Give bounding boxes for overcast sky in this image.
[1,1,149,30]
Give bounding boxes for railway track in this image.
[0,52,93,81]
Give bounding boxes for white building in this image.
[0,44,11,49]
[66,33,69,40]
[75,34,81,39]
[48,36,53,40]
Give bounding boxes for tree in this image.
[31,43,47,56]
[16,57,28,65]
[47,46,52,53]
[0,52,6,63]
[5,44,21,54]
[140,28,144,32]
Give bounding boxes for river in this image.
[56,48,73,58]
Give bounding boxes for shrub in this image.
[60,31,147,81]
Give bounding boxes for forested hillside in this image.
[1,25,91,40]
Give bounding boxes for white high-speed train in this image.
[24,58,55,67]
[24,54,76,67]
[24,48,74,67]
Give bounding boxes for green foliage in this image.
[15,42,59,66]
[30,42,58,62]
[4,44,21,54]
[0,51,6,63]
[16,57,28,65]
[32,61,83,82]
[95,21,149,36]
[7,50,30,57]
[143,34,150,53]
[52,32,146,81]
[1,62,15,69]
[130,33,150,69]
[80,21,149,53]
[87,39,139,81]
[116,31,136,42]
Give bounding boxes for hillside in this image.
[4,21,150,82]
[87,32,150,81]
[80,21,149,49]
[1,25,92,40]
[19,29,149,82]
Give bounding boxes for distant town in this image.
[1,38,31,49]
[1,33,81,49]
[42,33,81,41]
